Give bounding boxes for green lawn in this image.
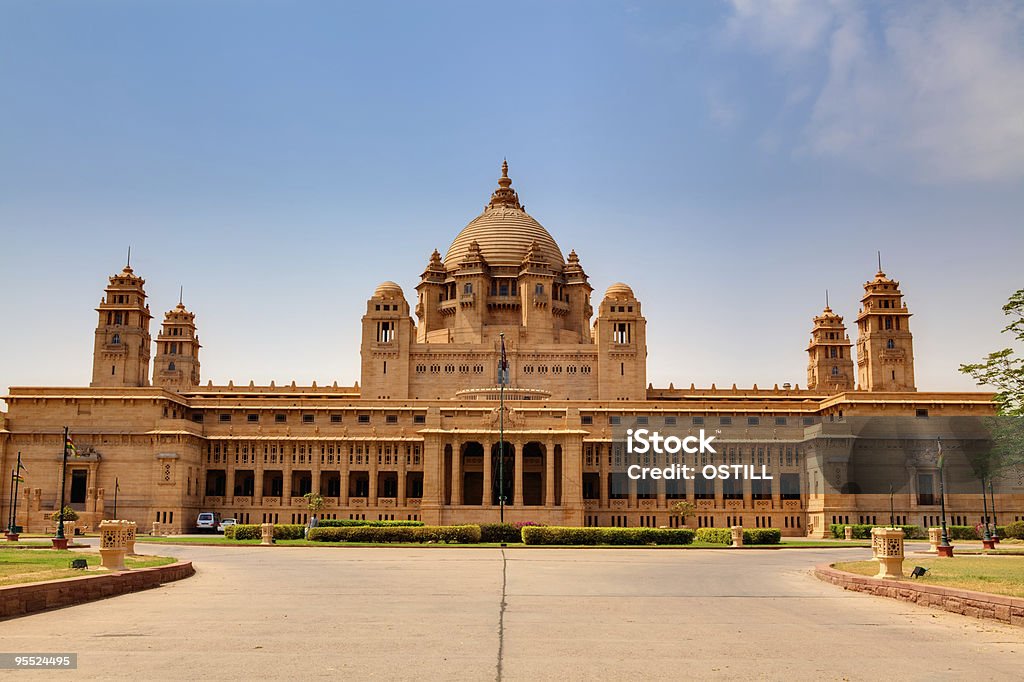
[0,549,175,587]
[833,556,1024,598]
[134,536,869,549]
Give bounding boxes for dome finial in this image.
[488,159,521,209]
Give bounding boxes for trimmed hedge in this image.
[226,524,304,540]
[743,528,781,545]
[695,528,732,544]
[307,525,481,544]
[1003,521,1024,540]
[477,522,545,543]
[520,526,695,546]
[317,519,424,528]
[829,524,925,540]
[941,525,1010,541]
[694,527,781,545]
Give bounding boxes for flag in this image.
[13,474,24,484]
[936,437,944,470]
[499,335,508,386]
[17,456,26,473]
[65,436,78,456]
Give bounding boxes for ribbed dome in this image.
[443,161,564,271]
[604,282,634,299]
[374,281,404,298]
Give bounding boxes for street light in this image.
[989,479,1000,542]
[937,436,953,557]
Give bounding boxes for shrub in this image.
[51,506,79,521]
[1002,521,1024,540]
[520,526,694,546]
[477,522,544,543]
[273,524,305,540]
[743,528,781,545]
[695,528,732,544]
[229,524,262,540]
[829,524,925,540]
[307,524,481,544]
[478,523,523,543]
[317,519,424,528]
[223,525,236,539]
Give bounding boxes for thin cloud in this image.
[725,0,1024,183]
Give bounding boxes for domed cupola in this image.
[444,161,564,272]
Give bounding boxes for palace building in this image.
[2,162,1021,537]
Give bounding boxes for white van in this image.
[196,511,219,532]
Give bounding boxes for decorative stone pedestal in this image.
[730,526,744,547]
[99,520,129,571]
[51,537,69,550]
[125,521,137,555]
[871,527,905,579]
[261,523,275,546]
[983,539,996,550]
[5,533,19,542]
[844,526,853,541]
[928,527,941,553]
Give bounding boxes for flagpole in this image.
[499,333,505,525]
[114,477,119,519]
[57,426,69,541]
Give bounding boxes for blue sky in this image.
[1,0,1022,398]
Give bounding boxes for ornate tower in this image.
[90,264,153,387]
[855,266,916,391]
[153,296,201,392]
[360,282,415,399]
[806,299,854,392]
[593,283,647,400]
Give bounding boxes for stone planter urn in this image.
[844,526,853,541]
[730,526,744,547]
[260,523,275,546]
[871,527,905,579]
[99,520,129,571]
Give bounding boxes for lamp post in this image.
[54,426,70,549]
[981,475,992,542]
[937,436,953,557]
[989,479,999,542]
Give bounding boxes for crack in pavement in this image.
[496,548,508,682]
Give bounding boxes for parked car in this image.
[196,511,219,532]
[217,518,237,533]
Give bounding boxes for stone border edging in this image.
[0,560,195,621]
[815,563,1024,626]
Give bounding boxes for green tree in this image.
[960,289,1024,483]
[303,492,325,515]
[670,500,697,527]
[960,289,1024,416]
[50,506,79,521]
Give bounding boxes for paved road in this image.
[1,543,1021,680]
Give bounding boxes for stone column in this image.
[282,449,293,506]
[483,442,492,507]
[545,440,556,507]
[99,520,128,571]
[261,522,275,545]
[452,444,462,506]
[513,441,524,506]
[871,527,905,579]
[340,442,350,506]
[253,441,264,507]
[398,445,408,508]
[656,477,667,510]
[598,443,609,507]
[369,444,379,506]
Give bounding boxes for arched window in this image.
[831,366,840,376]
[535,283,544,295]
[886,339,895,349]
[168,361,176,371]
[111,333,120,345]
[463,283,473,294]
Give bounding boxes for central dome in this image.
[444,162,564,271]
